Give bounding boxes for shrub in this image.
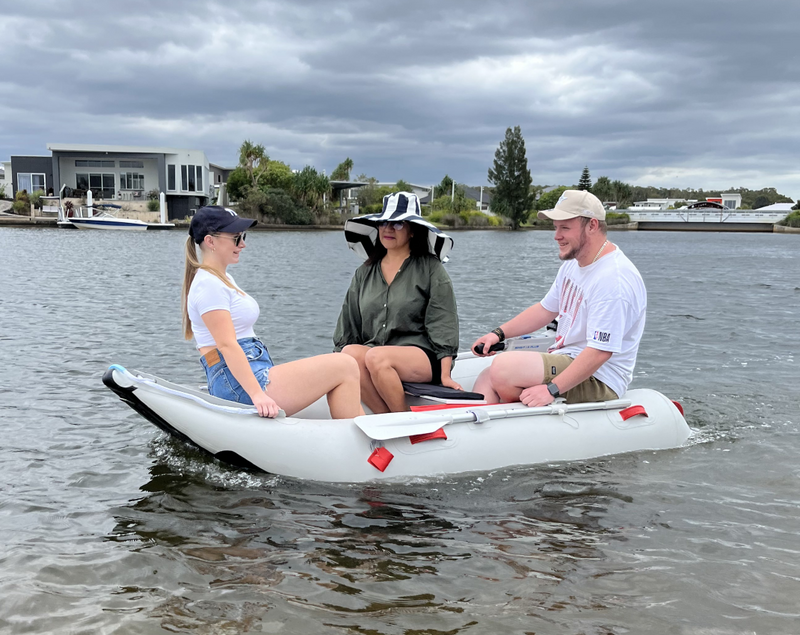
[427,210,445,224]
[0,184,5,199]
[29,191,43,209]
[12,189,30,214]
[606,212,630,225]
[238,188,267,218]
[360,203,382,215]
[12,200,29,214]
[779,210,800,227]
[147,199,160,212]
[146,189,160,201]
[261,188,313,225]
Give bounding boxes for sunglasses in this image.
[379,221,406,230]
[214,232,246,247]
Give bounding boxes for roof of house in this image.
[47,142,204,155]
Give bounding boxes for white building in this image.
[47,143,211,219]
[632,193,742,210]
[0,161,11,197]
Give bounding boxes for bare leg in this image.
[265,353,364,419]
[341,345,389,414]
[487,351,546,403]
[472,367,501,404]
[364,346,432,412]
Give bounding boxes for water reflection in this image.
[103,446,640,632]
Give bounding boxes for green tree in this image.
[395,179,412,192]
[792,200,800,211]
[592,176,613,202]
[487,126,533,230]
[226,167,250,201]
[578,166,592,190]
[535,186,568,212]
[612,180,633,208]
[752,195,770,209]
[330,158,354,181]
[261,160,295,191]
[434,175,454,199]
[238,140,268,188]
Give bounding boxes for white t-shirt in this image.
[187,269,259,349]
[540,247,646,397]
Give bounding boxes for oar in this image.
[354,398,632,441]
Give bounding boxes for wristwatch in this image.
[546,382,561,398]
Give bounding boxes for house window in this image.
[119,160,144,168]
[195,166,203,193]
[181,165,188,191]
[168,165,176,191]
[120,173,145,190]
[188,165,196,191]
[17,173,46,193]
[77,173,115,199]
[75,160,115,168]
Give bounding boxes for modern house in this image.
[46,143,211,219]
[7,155,54,197]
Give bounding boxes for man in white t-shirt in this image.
[472,189,646,406]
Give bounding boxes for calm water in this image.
[0,227,798,634]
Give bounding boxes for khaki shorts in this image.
[540,353,618,404]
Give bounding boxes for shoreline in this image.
[1,216,797,233]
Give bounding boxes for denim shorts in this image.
[199,337,274,405]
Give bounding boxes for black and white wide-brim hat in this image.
[344,192,454,263]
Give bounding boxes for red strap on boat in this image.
[410,403,471,412]
[409,428,448,445]
[367,447,394,472]
[672,400,685,416]
[619,405,648,421]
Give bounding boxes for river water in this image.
[0,227,798,634]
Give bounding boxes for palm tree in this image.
[238,140,268,188]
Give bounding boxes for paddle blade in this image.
[355,410,460,441]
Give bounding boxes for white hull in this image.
[103,342,691,483]
[69,217,149,231]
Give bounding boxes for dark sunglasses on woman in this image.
[379,221,406,230]
[214,232,247,246]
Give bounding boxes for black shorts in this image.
[422,349,442,385]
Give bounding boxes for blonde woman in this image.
[182,206,363,419]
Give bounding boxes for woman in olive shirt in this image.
[334,192,460,413]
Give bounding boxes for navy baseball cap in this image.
[189,206,257,243]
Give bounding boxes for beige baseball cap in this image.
[537,189,606,221]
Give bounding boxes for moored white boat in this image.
[103,335,692,483]
[69,211,150,231]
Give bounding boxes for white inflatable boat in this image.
[103,334,691,483]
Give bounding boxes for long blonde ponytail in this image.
[182,236,246,340]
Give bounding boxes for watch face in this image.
[548,383,559,397]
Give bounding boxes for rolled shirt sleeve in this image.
[424,262,460,359]
[333,267,365,352]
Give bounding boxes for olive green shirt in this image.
[333,255,459,359]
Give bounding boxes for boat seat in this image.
[402,382,485,405]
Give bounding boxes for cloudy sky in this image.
[2,0,798,197]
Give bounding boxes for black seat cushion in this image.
[402,382,485,400]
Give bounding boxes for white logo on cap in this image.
[583,208,595,217]
[224,208,237,216]
[557,193,569,205]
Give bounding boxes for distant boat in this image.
[57,189,173,230]
[68,209,150,231]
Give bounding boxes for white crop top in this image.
[187,269,259,349]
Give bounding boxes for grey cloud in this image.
[1,0,798,196]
